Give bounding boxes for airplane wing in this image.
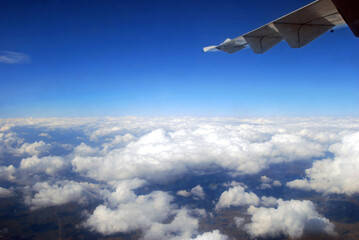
[204,0,358,54]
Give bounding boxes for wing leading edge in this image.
[204,0,357,54]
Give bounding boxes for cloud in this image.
[20,155,68,176]
[177,190,191,197]
[287,132,359,195]
[100,178,146,208]
[15,141,52,157]
[189,230,228,240]
[143,208,199,240]
[38,133,51,138]
[85,191,176,235]
[0,187,14,198]
[258,176,282,189]
[0,165,16,181]
[191,185,205,199]
[1,117,359,239]
[72,121,328,182]
[176,185,205,200]
[0,131,24,156]
[215,185,260,210]
[0,51,29,64]
[25,180,97,210]
[244,199,336,239]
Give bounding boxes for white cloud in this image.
[260,175,271,183]
[72,122,329,182]
[15,141,51,157]
[260,196,278,207]
[234,217,245,228]
[85,191,176,235]
[215,185,260,210]
[143,208,199,240]
[189,230,228,240]
[258,176,282,189]
[244,199,336,239]
[0,165,16,181]
[0,187,14,198]
[38,133,51,138]
[191,185,205,199]
[272,180,282,187]
[25,181,96,210]
[20,155,68,175]
[287,132,359,195]
[100,178,146,208]
[0,51,29,64]
[73,143,99,157]
[177,190,191,197]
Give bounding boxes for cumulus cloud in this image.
[177,190,191,197]
[244,199,336,239]
[86,182,210,239]
[0,187,14,198]
[215,185,260,210]
[72,123,327,182]
[1,117,359,239]
[100,178,146,208]
[38,133,51,138]
[143,208,199,240]
[234,217,245,228]
[259,176,282,189]
[287,132,359,195]
[0,165,16,181]
[190,230,228,240]
[25,180,97,210]
[191,185,205,199]
[0,131,24,156]
[15,141,51,157]
[176,185,205,200]
[85,191,176,235]
[0,51,29,64]
[20,155,68,175]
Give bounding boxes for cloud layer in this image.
[0,117,358,239]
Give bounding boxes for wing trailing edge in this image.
[204,0,357,54]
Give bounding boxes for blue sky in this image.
[0,0,358,117]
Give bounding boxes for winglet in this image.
[203,46,220,52]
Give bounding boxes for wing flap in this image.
[243,23,283,54]
[204,0,348,54]
[273,0,342,48]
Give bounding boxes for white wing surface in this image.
[204,0,351,54]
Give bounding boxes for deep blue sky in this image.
[0,0,358,117]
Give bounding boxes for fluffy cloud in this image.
[20,155,68,175]
[177,190,191,197]
[100,178,146,208]
[287,132,359,195]
[244,199,336,239]
[259,176,282,189]
[1,117,359,239]
[85,191,176,235]
[191,185,205,199]
[0,187,14,198]
[15,141,51,157]
[72,123,327,182]
[25,181,96,210]
[215,185,260,210]
[177,185,205,199]
[143,208,199,240]
[0,165,16,181]
[189,230,228,240]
